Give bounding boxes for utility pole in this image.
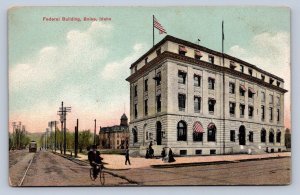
[54,121,57,152]
[18,122,22,149]
[94,119,96,145]
[12,122,16,148]
[74,119,79,158]
[57,101,71,155]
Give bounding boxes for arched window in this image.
[269,129,274,144]
[177,121,187,141]
[207,123,216,142]
[193,121,204,141]
[261,128,266,143]
[132,127,138,143]
[276,130,281,143]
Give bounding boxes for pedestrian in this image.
[145,148,150,159]
[161,148,166,161]
[168,148,176,163]
[125,147,131,165]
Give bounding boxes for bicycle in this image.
[89,163,105,185]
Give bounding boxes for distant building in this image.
[126,35,287,156]
[99,113,129,149]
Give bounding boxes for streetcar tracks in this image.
[18,152,36,186]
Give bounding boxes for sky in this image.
[8,6,291,133]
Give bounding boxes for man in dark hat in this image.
[88,145,103,178]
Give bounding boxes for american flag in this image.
[154,16,167,34]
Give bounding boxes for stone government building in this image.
[126,35,287,156]
[99,114,130,149]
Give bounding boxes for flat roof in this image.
[129,35,284,82]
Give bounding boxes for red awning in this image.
[208,123,215,129]
[193,122,204,133]
[240,85,246,91]
[249,87,256,94]
[194,50,203,57]
[179,45,187,52]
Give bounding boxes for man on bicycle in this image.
[88,145,103,178]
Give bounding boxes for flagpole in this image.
[222,20,225,155]
[153,15,155,46]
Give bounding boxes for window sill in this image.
[179,108,186,112]
[194,110,200,113]
[230,113,235,117]
[209,111,214,115]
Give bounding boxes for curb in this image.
[151,156,290,168]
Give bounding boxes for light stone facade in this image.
[126,35,287,156]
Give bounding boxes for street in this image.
[109,157,290,185]
[9,150,132,186]
[9,150,291,186]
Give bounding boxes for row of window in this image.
[176,45,281,87]
[134,70,281,104]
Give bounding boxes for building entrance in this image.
[156,122,162,145]
[239,125,246,145]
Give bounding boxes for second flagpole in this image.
[153,15,154,46]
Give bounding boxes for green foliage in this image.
[78,130,92,152]
[10,128,31,150]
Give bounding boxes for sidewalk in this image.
[57,151,291,170]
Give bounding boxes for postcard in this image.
[8,6,291,186]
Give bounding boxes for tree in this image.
[78,130,92,153]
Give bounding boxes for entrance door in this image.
[239,125,246,145]
[156,122,162,145]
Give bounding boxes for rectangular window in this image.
[194,50,202,60]
[269,94,274,104]
[261,75,265,81]
[210,149,216,155]
[240,65,244,73]
[277,109,280,121]
[178,94,186,111]
[240,86,245,96]
[261,91,265,102]
[134,104,138,118]
[156,72,161,86]
[276,81,280,87]
[180,150,187,156]
[156,48,161,55]
[179,45,187,56]
[261,105,265,120]
[230,61,236,69]
[178,71,187,84]
[229,102,236,115]
[144,79,148,92]
[229,82,235,94]
[248,88,254,98]
[208,55,214,64]
[194,74,201,87]
[248,106,254,118]
[248,69,253,76]
[270,78,274,84]
[249,131,254,142]
[240,104,245,117]
[230,130,235,142]
[144,99,148,116]
[276,97,280,105]
[208,99,216,113]
[195,150,202,155]
[144,57,148,64]
[194,96,201,113]
[134,85,138,97]
[269,107,273,121]
[156,95,161,112]
[208,78,215,90]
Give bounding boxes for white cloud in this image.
[9,21,113,92]
[100,43,146,80]
[228,32,291,127]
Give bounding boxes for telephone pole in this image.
[74,119,79,158]
[94,119,96,145]
[57,101,71,155]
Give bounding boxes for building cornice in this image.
[126,51,288,94]
[129,35,285,82]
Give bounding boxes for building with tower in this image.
[99,113,129,149]
[126,35,287,156]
